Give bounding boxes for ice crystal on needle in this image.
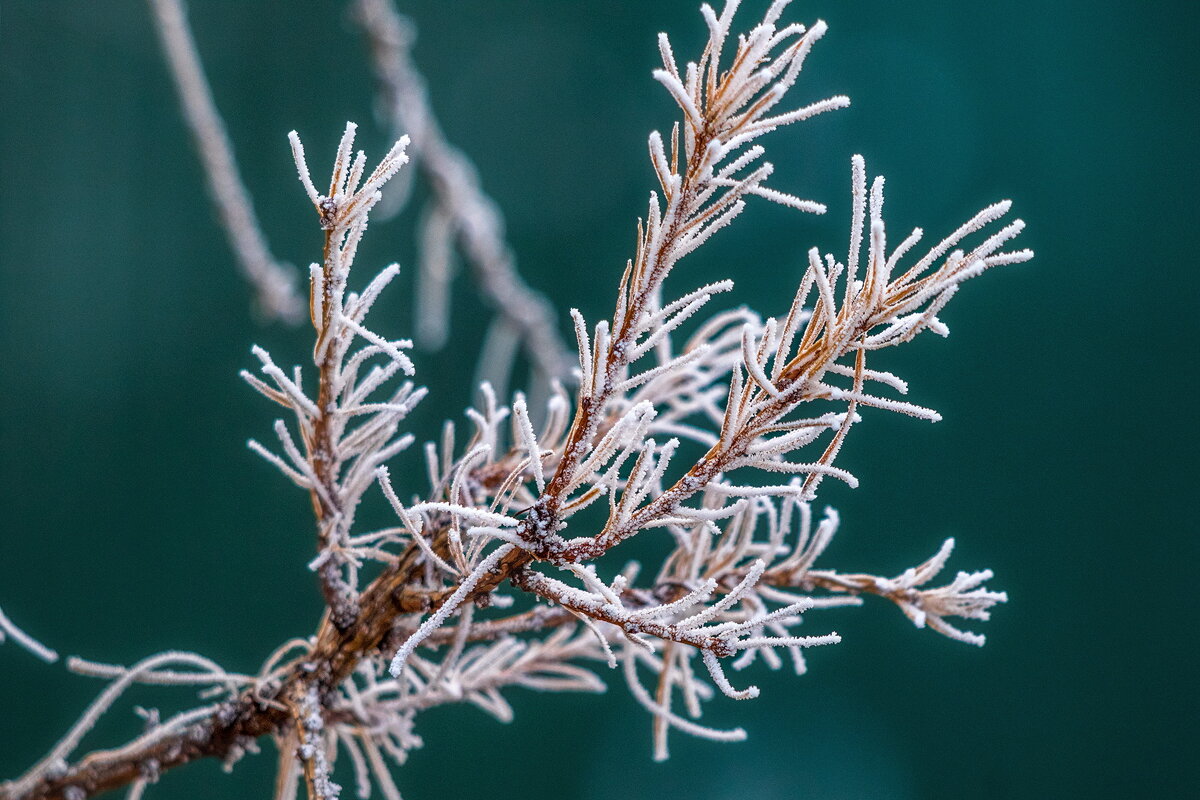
[1,1,1031,798]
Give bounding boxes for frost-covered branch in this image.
[293,685,341,800]
[514,0,849,565]
[789,537,1009,646]
[2,651,246,800]
[506,493,1005,757]
[3,1,1031,796]
[244,124,419,630]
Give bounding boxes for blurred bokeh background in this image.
[1,1,1196,798]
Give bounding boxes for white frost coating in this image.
[702,648,759,700]
[376,466,459,577]
[512,395,545,491]
[296,684,341,800]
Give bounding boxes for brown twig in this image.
[309,227,361,631]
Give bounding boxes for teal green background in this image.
[1,1,1196,798]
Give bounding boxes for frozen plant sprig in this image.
[2,1,1030,798]
[797,537,1010,646]
[514,150,1030,566]
[244,123,421,630]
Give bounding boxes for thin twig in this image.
[146,0,303,323]
[0,603,58,664]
